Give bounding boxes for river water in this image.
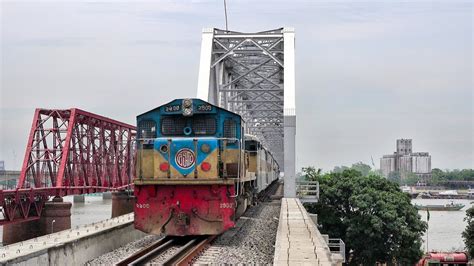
[0,195,112,245]
[0,196,469,252]
[69,197,467,252]
[412,198,470,252]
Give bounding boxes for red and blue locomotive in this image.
[134,98,279,236]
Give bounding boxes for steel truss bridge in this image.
[0,27,297,226]
[0,109,135,225]
[197,28,296,197]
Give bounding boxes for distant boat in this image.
[415,202,464,211]
[401,185,411,193]
[469,189,474,198]
[401,185,419,198]
[438,190,458,196]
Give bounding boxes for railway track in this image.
[116,182,280,265]
[116,235,215,266]
[258,180,282,202]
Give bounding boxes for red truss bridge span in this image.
[1,108,136,225]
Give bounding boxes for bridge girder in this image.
[197,28,296,197]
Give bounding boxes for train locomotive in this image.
[134,98,280,236]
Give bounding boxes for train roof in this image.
[137,98,242,119]
[244,134,260,142]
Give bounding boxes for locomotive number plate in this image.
[197,104,212,112]
[136,203,150,209]
[219,202,234,209]
[175,148,195,169]
[164,105,181,112]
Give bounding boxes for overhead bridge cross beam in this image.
[0,108,136,225]
[197,28,296,197]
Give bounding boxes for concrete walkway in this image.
[274,198,343,266]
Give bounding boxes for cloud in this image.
[11,37,91,47]
[128,39,200,47]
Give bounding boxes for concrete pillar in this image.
[41,197,72,234]
[284,115,297,198]
[2,219,40,246]
[197,28,216,102]
[283,27,297,198]
[73,194,85,203]
[102,191,112,200]
[111,191,135,218]
[2,197,71,245]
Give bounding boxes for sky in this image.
[0,0,472,171]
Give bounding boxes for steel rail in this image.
[162,235,216,266]
[257,179,281,202]
[115,236,174,266]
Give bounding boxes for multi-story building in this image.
[380,139,431,180]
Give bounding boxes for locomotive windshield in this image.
[161,115,217,136]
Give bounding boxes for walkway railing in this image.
[328,238,346,263]
[296,181,319,203]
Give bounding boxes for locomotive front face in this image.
[134,99,242,236]
[150,138,219,179]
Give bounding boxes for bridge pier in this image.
[111,191,135,218]
[102,191,112,200]
[2,197,72,245]
[73,194,85,203]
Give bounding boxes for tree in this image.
[302,166,323,179]
[430,168,474,183]
[463,206,474,257]
[388,171,401,184]
[431,168,444,179]
[403,172,420,186]
[303,168,427,265]
[369,168,384,178]
[351,162,372,176]
[333,162,374,177]
[333,165,349,173]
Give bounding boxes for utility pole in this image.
[426,210,430,253]
[223,0,228,31]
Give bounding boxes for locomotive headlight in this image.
[159,144,168,153]
[183,99,192,108]
[201,143,210,153]
[183,107,193,116]
[182,99,193,116]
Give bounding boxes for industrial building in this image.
[380,139,431,180]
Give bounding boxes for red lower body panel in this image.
[134,184,236,235]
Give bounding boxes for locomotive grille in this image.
[162,117,186,135]
[193,117,216,135]
[161,116,216,136]
[138,120,156,138]
[224,119,237,139]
